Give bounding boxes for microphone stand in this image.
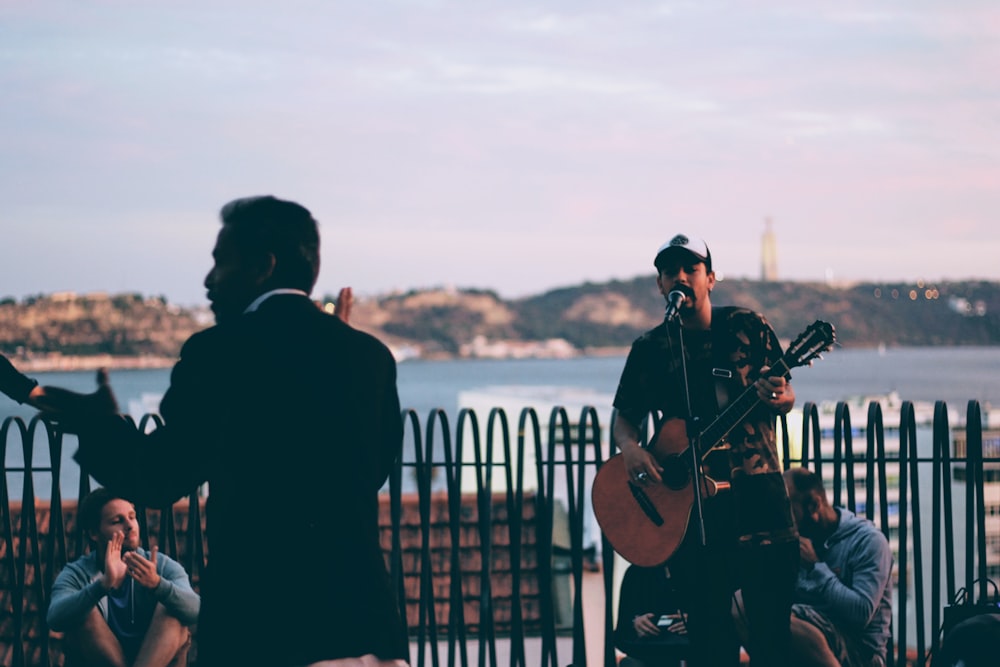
[667,307,707,548]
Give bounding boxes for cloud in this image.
[1,0,998,306]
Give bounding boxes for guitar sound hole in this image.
[661,455,690,490]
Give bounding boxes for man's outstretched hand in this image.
[33,368,120,431]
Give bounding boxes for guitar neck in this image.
[700,358,792,450]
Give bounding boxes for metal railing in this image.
[1,400,995,667]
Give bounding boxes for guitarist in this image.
[611,233,799,666]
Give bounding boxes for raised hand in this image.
[123,545,161,589]
[102,532,128,591]
[335,287,353,324]
[33,368,119,431]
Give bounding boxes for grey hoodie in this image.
[47,547,200,631]
[795,507,894,662]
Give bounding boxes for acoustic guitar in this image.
[592,320,836,566]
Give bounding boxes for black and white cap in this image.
[653,234,712,272]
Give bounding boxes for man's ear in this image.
[806,489,824,517]
[253,252,277,286]
[655,272,667,295]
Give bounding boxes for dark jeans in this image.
[617,634,689,667]
[667,496,798,667]
[739,540,798,666]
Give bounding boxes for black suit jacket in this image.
[75,294,407,665]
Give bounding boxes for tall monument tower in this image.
[761,217,778,281]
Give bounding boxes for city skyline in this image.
[2,1,998,307]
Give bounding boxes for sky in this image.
[2,1,998,306]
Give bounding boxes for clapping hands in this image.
[123,546,161,589]
[102,533,160,592]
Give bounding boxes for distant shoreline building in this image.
[761,217,778,282]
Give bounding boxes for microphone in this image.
[664,289,687,323]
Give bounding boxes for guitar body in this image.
[592,418,701,566]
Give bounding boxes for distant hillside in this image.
[0,292,209,368]
[2,278,998,366]
[339,277,1000,356]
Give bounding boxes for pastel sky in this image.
[2,0,998,306]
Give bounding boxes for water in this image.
[4,347,999,499]
[3,347,998,424]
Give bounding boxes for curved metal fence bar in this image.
[963,402,979,602]
[594,410,618,667]
[866,401,891,535]
[412,407,445,667]
[900,401,927,665]
[20,418,46,667]
[860,401,884,517]
[548,405,577,667]
[894,402,912,667]
[43,421,66,614]
[573,406,602,667]
[938,403,956,603]
[537,407,575,667]
[448,407,475,667]
[966,401,987,603]
[476,406,503,667]
[394,408,422,643]
[930,400,952,657]
[526,405,558,667]
[862,401,895,664]
[1,417,29,667]
[778,412,790,469]
[843,404,859,513]
[830,401,850,507]
[799,401,822,469]
[3,398,1000,667]
[511,406,542,667]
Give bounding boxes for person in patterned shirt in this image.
[611,233,799,666]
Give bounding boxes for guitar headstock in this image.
[785,320,836,370]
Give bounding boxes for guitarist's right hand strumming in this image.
[616,415,664,485]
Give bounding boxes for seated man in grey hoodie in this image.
[47,488,200,667]
[782,467,894,667]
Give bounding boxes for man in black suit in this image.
[42,196,409,667]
